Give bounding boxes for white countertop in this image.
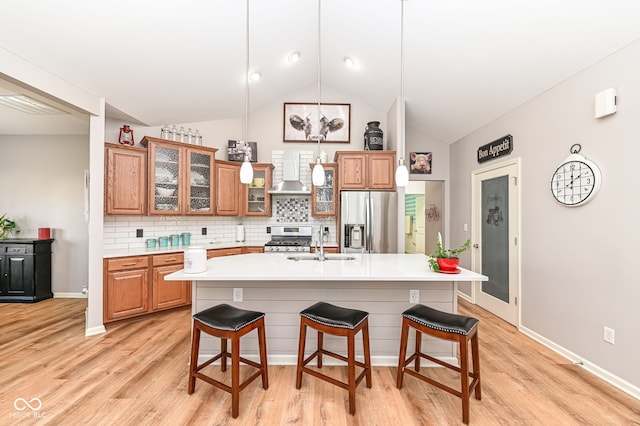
[103,240,267,258]
[166,253,488,282]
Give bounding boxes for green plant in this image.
[428,232,471,271]
[0,214,20,239]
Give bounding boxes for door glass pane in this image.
[247,169,266,213]
[481,175,509,303]
[189,152,211,211]
[155,147,179,212]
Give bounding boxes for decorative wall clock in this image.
[550,144,601,206]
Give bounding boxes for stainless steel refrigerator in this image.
[340,191,398,253]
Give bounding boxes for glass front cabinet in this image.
[142,136,217,215]
[310,163,337,216]
[243,163,274,216]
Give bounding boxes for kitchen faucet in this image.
[314,229,326,261]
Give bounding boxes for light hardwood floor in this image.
[0,298,638,425]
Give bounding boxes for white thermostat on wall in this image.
[594,88,617,118]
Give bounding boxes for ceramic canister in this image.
[170,234,180,246]
[158,236,169,247]
[184,246,206,273]
[181,232,191,246]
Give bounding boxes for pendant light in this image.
[312,0,326,187]
[395,0,409,187]
[240,0,254,184]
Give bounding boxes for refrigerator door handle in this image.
[365,193,371,252]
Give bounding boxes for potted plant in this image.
[428,232,471,272]
[0,214,20,239]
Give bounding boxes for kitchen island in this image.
[166,253,487,366]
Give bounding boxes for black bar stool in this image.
[396,304,481,424]
[295,301,372,415]
[188,303,268,418]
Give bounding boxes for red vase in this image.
[437,258,459,272]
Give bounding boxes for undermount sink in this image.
[287,254,356,261]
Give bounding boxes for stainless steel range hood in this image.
[268,151,311,195]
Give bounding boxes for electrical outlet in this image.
[409,289,419,303]
[603,326,615,344]
[233,288,243,302]
[136,228,143,238]
[201,227,207,235]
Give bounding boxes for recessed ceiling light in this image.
[288,51,301,63]
[343,56,356,68]
[0,94,68,115]
[248,71,262,82]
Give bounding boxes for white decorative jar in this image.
[184,246,207,274]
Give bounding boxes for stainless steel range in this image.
[264,226,312,253]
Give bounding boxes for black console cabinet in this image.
[0,239,53,303]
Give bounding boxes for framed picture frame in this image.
[283,102,350,143]
[409,152,432,174]
[227,140,257,162]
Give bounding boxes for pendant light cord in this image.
[245,0,250,147]
[400,0,405,162]
[317,0,322,151]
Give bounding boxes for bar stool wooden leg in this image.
[362,319,372,388]
[295,320,307,389]
[347,330,356,414]
[460,334,470,425]
[471,331,481,400]
[231,335,240,418]
[415,329,422,372]
[188,325,201,394]
[396,318,409,388]
[221,338,227,372]
[317,330,324,368]
[258,318,269,389]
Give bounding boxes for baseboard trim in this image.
[519,325,640,400]
[457,291,473,303]
[85,325,106,337]
[53,292,86,298]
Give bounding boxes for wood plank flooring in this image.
[0,298,638,425]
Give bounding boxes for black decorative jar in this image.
[364,121,383,150]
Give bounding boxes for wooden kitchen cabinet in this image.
[141,136,217,216]
[244,246,264,254]
[103,253,191,324]
[335,151,396,190]
[104,143,147,215]
[104,256,150,322]
[243,163,274,216]
[310,163,337,216]
[215,160,241,216]
[152,253,190,311]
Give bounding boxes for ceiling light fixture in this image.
[0,94,67,115]
[312,0,326,187]
[288,51,301,63]
[240,0,254,184]
[248,71,261,82]
[343,56,355,68]
[395,0,409,187]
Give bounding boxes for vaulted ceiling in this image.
[1,0,639,143]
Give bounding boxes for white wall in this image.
[0,135,89,295]
[106,82,388,164]
[449,39,640,390]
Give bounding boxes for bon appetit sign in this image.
[477,134,513,164]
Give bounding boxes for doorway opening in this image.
[404,180,444,255]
